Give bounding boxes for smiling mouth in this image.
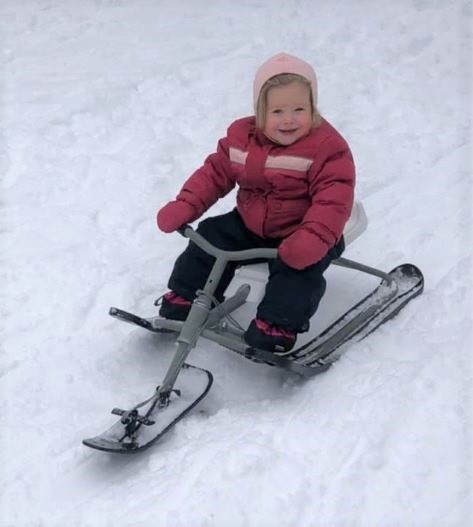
[278,129,298,134]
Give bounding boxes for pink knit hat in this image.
[253,52,318,110]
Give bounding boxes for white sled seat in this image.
[225,201,368,302]
[341,200,368,246]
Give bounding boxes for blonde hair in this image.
[255,73,322,129]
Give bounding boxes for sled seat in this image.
[336,200,368,247]
[225,201,368,301]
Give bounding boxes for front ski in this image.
[83,364,213,453]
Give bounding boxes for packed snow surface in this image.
[1,1,472,526]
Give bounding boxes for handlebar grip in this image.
[177,224,192,237]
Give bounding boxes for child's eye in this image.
[272,109,282,114]
[295,107,306,112]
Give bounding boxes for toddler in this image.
[157,52,355,353]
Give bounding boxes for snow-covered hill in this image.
[1,1,472,526]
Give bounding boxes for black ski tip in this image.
[108,307,154,330]
[389,262,423,279]
[388,263,425,292]
[82,437,140,454]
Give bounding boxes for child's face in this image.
[263,81,313,145]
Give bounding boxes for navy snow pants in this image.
[167,209,344,332]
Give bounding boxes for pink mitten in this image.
[278,229,325,270]
[156,200,197,233]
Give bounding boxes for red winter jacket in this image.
[164,116,355,269]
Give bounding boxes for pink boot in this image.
[244,318,296,352]
[159,292,192,321]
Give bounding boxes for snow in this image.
[1,0,472,525]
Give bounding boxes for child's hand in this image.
[157,200,197,233]
[278,229,324,270]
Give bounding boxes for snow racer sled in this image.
[83,202,424,453]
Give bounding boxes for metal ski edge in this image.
[82,365,214,454]
[338,263,424,344]
[242,263,424,373]
[289,263,424,358]
[241,346,331,377]
[355,269,424,341]
[310,282,424,367]
[304,264,424,366]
